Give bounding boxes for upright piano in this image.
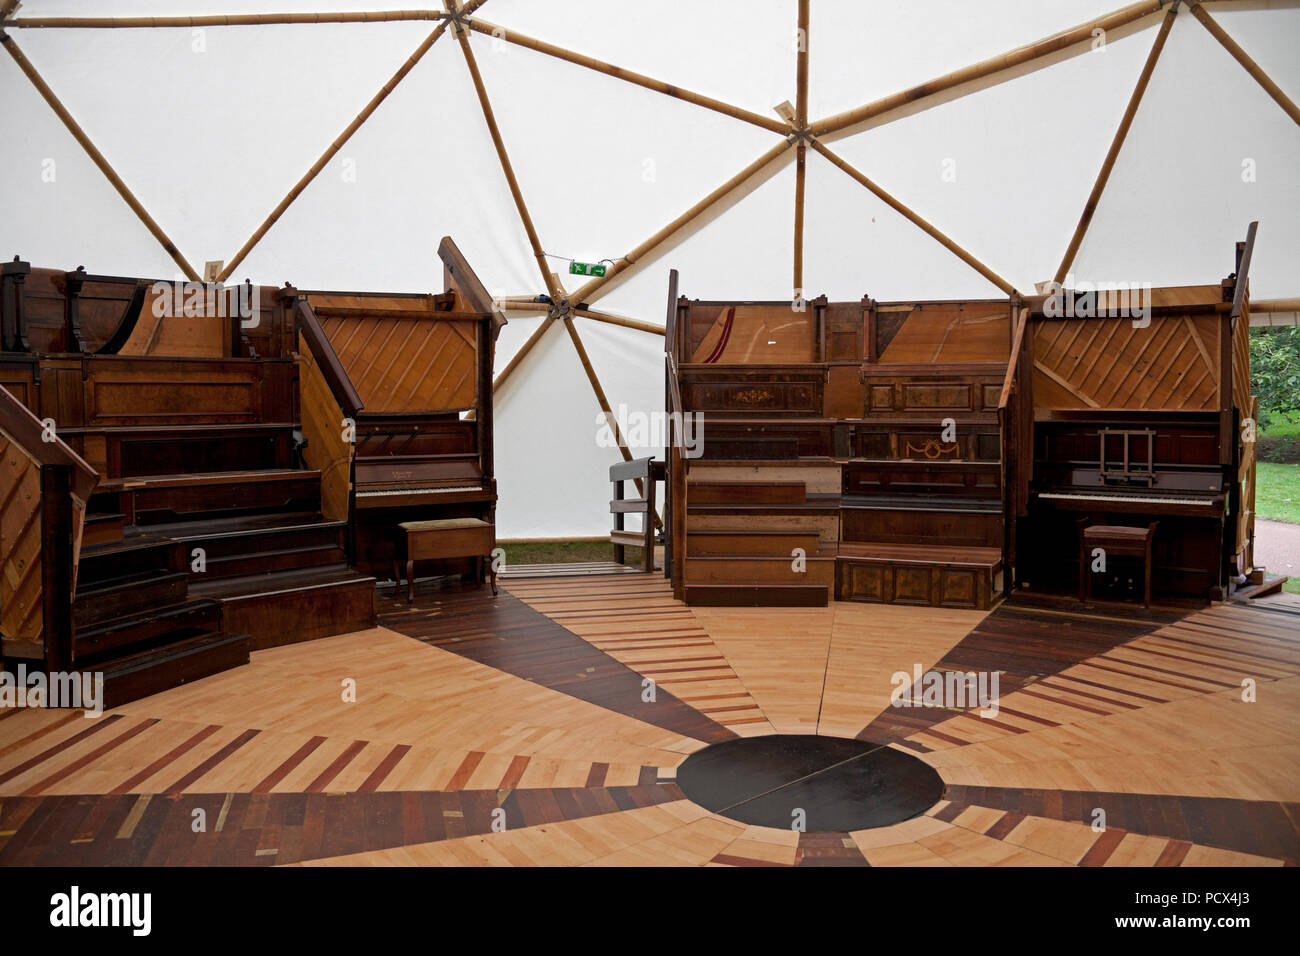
[304,238,505,580]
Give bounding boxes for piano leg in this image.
[407,559,415,603]
[489,558,498,596]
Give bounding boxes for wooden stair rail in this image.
[0,384,99,672]
[610,457,661,572]
[997,306,1032,598]
[292,296,365,418]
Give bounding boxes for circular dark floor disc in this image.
[675,734,944,832]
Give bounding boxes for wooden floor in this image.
[0,576,1297,867]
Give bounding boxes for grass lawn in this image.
[496,539,643,566]
[1259,416,1300,464]
[1256,462,1300,525]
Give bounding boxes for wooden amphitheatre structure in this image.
[0,0,1297,706]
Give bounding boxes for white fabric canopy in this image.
[2,0,1297,537]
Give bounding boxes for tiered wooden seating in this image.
[664,281,1016,609]
[0,258,378,706]
[304,237,504,586]
[0,382,249,708]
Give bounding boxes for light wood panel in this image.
[297,335,353,521]
[878,302,1010,363]
[0,434,43,642]
[321,314,477,412]
[1031,314,1220,410]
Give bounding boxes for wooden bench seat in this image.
[836,542,1002,609]
[397,517,496,601]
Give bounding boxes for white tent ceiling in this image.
[2,0,1297,538]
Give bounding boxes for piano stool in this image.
[397,517,497,602]
[1079,521,1159,609]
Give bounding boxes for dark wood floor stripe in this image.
[26,718,160,795]
[796,832,871,867]
[113,724,222,795]
[252,735,326,794]
[164,729,261,794]
[498,755,531,790]
[0,782,686,866]
[305,740,369,793]
[0,712,83,762]
[0,714,125,786]
[1079,827,1128,866]
[857,601,1166,744]
[942,784,1299,864]
[358,744,411,792]
[379,586,735,745]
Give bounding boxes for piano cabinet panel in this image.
[1016,509,1223,598]
[353,500,492,578]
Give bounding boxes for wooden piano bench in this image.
[396,517,497,603]
[1079,521,1158,608]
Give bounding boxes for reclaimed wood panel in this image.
[298,336,353,522]
[0,435,43,642]
[689,305,815,364]
[322,315,477,413]
[1031,314,1220,411]
[877,301,1010,364]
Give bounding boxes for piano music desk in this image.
[1080,521,1159,609]
[398,517,497,602]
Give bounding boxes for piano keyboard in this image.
[357,485,482,497]
[1039,492,1214,507]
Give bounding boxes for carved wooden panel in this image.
[1031,314,1220,411]
[0,435,43,641]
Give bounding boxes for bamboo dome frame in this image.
[2,0,1297,471]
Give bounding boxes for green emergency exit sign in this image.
[569,261,607,277]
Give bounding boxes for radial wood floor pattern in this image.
[0,575,1296,866]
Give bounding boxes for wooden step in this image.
[190,564,375,651]
[144,512,347,579]
[684,583,828,607]
[1232,574,1290,601]
[687,528,822,557]
[77,533,180,588]
[74,570,189,629]
[76,598,223,662]
[686,494,840,517]
[689,481,806,505]
[686,512,841,546]
[92,629,250,710]
[836,542,1003,610]
[105,469,323,526]
[83,512,126,547]
[688,461,842,494]
[685,553,836,588]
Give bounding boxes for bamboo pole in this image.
[794,147,806,297]
[1054,3,1179,284]
[10,11,447,28]
[452,11,563,303]
[504,303,666,336]
[573,140,794,304]
[493,315,551,391]
[217,4,490,281]
[810,140,1017,296]
[575,309,664,336]
[793,0,809,297]
[1,1,20,20]
[810,0,1166,138]
[0,32,200,280]
[466,18,787,134]
[796,0,810,128]
[1189,2,1300,126]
